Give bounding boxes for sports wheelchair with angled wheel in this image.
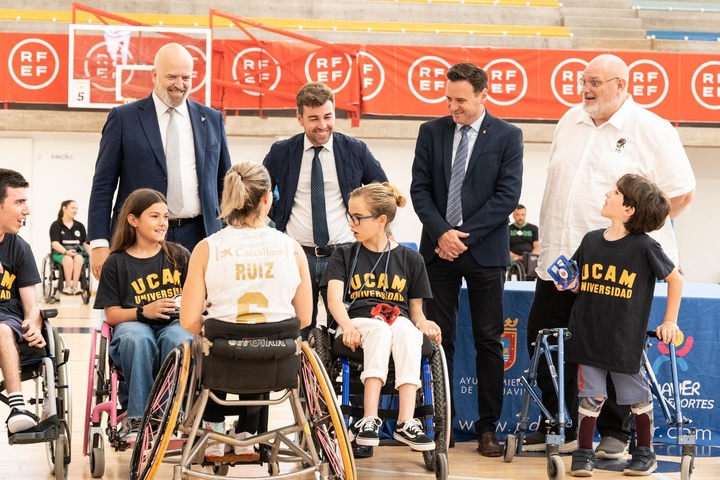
[307,324,451,480]
[41,251,91,305]
[83,319,136,478]
[128,317,356,480]
[0,309,72,479]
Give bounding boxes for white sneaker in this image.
[62,286,73,295]
[233,431,256,455]
[119,417,141,444]
[204,421,226,458]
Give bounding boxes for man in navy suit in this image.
[263,82,387,340]
[88,42,231,279]
[410,63,523,457]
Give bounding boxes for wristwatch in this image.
[136,305,144,322]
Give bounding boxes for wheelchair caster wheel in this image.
[681,454,694,480]
[546,453,565,480]
[504,434,516,463]
[434,452,448,480]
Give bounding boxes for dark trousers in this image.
[166,220,206,254]
[425,253,505,436]
[301,253,331,340]
[527,279,630,441]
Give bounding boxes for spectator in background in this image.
[509,204,539,262]
[49,200,89,295]
[525,53,695,458]
[263,81,387,339]
[410,62,523,457]
[88,42,231,280]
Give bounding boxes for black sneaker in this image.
[353,416,381,447]
[6,408,39,434]
[623,446,657,476]
[351,441,374,458]
[570,448,595,477]
[393,418,435,452]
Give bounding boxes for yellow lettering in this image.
[147,273,159,289]
[592,263,603,280]
[0,271,16,289]
[132,278,146,294]
[390,275,407,293]
[363,273,376,288]
[618,270,636,288]
[264,262,274,279]
[604,265,616,283]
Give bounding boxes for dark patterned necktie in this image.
[310,146,329,247]
[446,125,471,226]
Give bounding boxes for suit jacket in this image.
[263,131,388,233]
[88,94,232,242]
[410,112,523,268]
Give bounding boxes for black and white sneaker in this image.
[393,418,435,451]
[353,416,381,446]
[6,408,39,434]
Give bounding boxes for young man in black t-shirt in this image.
[0,169,46,434]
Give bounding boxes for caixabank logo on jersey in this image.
[649,331,715,445]
[502,317,519,371]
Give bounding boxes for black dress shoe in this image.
[477,431,502,457]
[352,442,374,458]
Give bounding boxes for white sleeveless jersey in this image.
[204,226,300,324]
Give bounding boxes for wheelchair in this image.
[504,328,698,480]
[307,323,451,480]
[128,317,356,480]
[83,319,133,478]
[0,309,72,479]
[41,251,91,305]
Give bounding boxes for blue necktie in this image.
[310,146,329,247]
[446,125,471,227]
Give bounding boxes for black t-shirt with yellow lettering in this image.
[94,244,189,326]
[0,234,41,319]
[324,242,432,320]
[565,229,674,374]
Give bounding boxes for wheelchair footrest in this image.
[8,414,59,445]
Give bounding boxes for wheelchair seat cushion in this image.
[18,341,48,364]
[202,317,301,394]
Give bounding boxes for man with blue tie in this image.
[410,63,523,457]
[88,42,231,279]
[263,82,388,341]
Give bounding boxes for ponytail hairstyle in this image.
[220,161,272,227]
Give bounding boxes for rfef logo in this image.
[9,38,60,90]
[691,61,720,110]
[305,49,352,93]
[551,58,587,107]
[232,48,281,97]
[408,56,452,104]
[628,59,668,108]
[358,51,385,101]
[83,41,136,92]
[484,58,527,106]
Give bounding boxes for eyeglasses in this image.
[346,213,379,226]
[577,77,619,88]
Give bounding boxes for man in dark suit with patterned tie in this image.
[410,63,523,457]
[263,82,388,340]
[88,42,231,279]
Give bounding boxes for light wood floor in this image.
[1,294,718,479]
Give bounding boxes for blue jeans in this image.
[109,320,193,418]
[302,253,330,340]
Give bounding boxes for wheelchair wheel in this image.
[80,264,91,305]
[547,452,565,480]
[434,452,449,480]
[504,434,517,463]
[41,255,57,304]
[423,343,451,472]
[84,327,108,477]
[308,327,332,371]
[300,342,356,480]
[52,434,70,479]
[681,454,694,480]
[128,342,190,480]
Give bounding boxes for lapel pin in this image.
[201,116,206,122]
[483,129,487,134]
